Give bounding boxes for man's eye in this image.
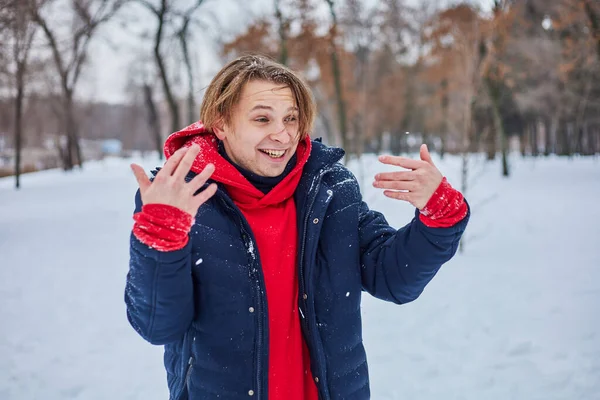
[255,117,269,123]
[285,116,298,123]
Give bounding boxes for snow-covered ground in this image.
[1,151,599,400]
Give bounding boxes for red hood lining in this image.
[163,121,311,208]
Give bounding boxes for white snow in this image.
[1,152,599,399]
[247,239,256,260]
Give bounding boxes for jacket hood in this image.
[163,121,312,209]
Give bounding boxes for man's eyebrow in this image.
[249,105,299,112]
[249,105,273,112]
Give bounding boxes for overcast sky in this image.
[76,0,253,103]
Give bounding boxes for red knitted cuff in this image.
[132,204,194,252]
[419,177,468,228]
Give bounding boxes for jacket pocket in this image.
[176,356,194,400]
[185,356,194,391]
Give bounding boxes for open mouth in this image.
[259,149,286,159]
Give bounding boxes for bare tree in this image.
[177,13,196,126]
[583,0,600,61]
[423,4,492,252]
[10,0,37,188]
[483,0,516,177]
[136,0,207,145]
[325,0,349,157]
[0,1,39,187]
[143,82,163,157]
[0,2,12,76]
[341,0,382,160]
[274,0,288,65]
[30,0,125,170]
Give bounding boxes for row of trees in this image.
[1,0,599,189]
[1,0,126,185]
[223,0,600,177]
[0,0,222,187]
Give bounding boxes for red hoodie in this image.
[163,121,319,400]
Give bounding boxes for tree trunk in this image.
[544,118,551,156]
[487,79,509,176]
[484,126,496,160]
[549,116,559,156]
[582,122,590,155]
[520,125,528,158]
[501,127,509,176]
[531,120,539,157]
[154,6,180,136]
[423,132,431,153]
[179,23,196,126]
[390,131,402,155]
[14,65,24,189]
[577,126,585,155]
[275,0,288,65]
[558,121,570,156]
[372,128,383,154]
[144,83,163,160]
[64,93,82,169]
[440,78,449,160]
[12,0,35,188]
[325,0,348,158]
[583,0,600,61]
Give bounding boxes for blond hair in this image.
[200,54,316,140]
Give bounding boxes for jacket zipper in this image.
[219,196,266,399]
[298,174,321,309]
[298,171,332,400]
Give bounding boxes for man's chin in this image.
[262,170,285,178]
[256,165,286,178]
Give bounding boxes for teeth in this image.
[261,149,285,158]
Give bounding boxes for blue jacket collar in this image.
[304,138,345,176]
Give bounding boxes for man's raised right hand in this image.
[130,144,218,217]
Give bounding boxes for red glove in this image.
[419,177,468,228]
[132,204,194,252]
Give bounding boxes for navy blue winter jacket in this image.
[125,140,469,399]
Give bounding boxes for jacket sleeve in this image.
[124,189,195,345]
[358,200,470,304]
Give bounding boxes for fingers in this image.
[383,190,411,202]
[374,171,415,182]
[130,163,151,192]
[189,164,217,210]
[189,163,215,190]
[419,144,435,165]
[161,146,189,176]
[173,144,201,181]
[193,183,218,209]
[378,155,423,170]
[373,180,417,191]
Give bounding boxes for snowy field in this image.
[1,151,599,400]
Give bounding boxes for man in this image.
[126,54,469,400]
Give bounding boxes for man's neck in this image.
[217,141,297,194]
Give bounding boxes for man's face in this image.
[214,80,300,177]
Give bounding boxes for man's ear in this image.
[212,118,227,140]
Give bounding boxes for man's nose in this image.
[270,123,291,143]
